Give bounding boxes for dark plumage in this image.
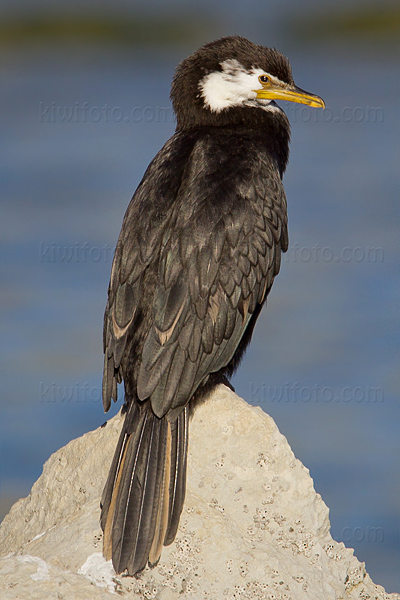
[100,35,324,575]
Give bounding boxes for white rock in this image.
[0,385,398,600]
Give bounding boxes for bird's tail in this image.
[100,401,188,575]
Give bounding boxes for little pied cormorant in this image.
[100,35,325,576]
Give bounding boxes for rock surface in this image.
[0,385,398,600]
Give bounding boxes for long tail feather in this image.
[100,402,188,575]
[148,422,172,566]
[165,406,189,545]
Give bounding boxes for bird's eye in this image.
[259,75,270,84]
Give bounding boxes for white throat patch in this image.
[199,59,281,114]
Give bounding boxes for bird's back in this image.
[103,125,288,419]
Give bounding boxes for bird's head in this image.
[171,36,325,130]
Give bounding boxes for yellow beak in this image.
[256,82,325,108]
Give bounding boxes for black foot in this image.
[221,376,236,392]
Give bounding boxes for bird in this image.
[100,35,325,576]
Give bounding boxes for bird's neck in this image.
[176,107,291,177]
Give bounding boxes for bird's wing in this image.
[102,132,199,412]
[103,132,288,418]
[135,134,288,418]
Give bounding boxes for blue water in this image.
[1,11,399,593]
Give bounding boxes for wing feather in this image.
[103,130,288,422]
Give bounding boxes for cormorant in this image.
[100,36,324,575]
